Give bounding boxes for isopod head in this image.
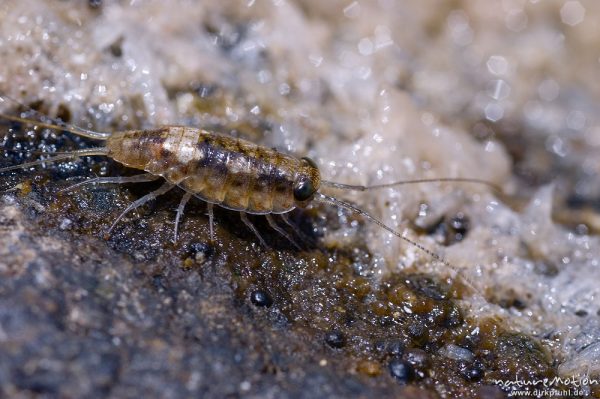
[293,157,321,206]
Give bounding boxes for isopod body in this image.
[107,127,321,214]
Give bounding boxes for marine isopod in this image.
[0,95,499,278]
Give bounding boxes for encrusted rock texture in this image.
[1,1,599,398]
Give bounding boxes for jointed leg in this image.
[173,191,193,243]
[266,214,301,250]
[107,182,175,235]
[62,173,159,192]
[178,186,216,243]
[280,213,314,246]
[207,203,215,242]
[240,212,267,248]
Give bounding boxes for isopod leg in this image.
[106,182,175,236]
[280,213,315,247]
[61,173,159,192]
[207,203,215,242]
[173,191,193,243]
[240,212,268,248]
[266,214,301,250]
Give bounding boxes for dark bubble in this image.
[373,340,387,354]
[203,19,246,53]
[388,340,405,357]
[407,322,426,339]
[407,275,447,300]
[443,304,464,328]
[404,348,429,379]
[250,290,273,307]
[459,360,485,381]
[152,274,167,292]
[388,358,414,383]
[449,212,470,242]
[324,330,345,348]
[373,339,405,357]
[189,242,213,263]
[109,39,123,58]
[421,212,471,246]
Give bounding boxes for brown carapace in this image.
[0,95,501,287]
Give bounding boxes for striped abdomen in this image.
[106,127,320,214]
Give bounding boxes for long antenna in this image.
[322,177,503,193]
[0,147,109,173]
[316,192,480,295]
[0,95,111,140]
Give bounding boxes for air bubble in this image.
[566,110,586,131]
[343,2,361,19]
[505,9,528,32]
[486,56,508,76]
[538,79,560,102]
[358,38,374,56]
[485,103,504,122]
[488,79,511,100]
[560,1,586,26]
[447,11,473,46]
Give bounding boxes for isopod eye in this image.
[293,177,316,202]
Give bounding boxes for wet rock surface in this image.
[0,174,556,398]
[0,197,423,399]
[2,0,600,398]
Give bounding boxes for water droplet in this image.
[240,381,251,391]
[566,110,586,131]
[546,136,568,157]
[309,54,323,67]
[257,70,271,84]
[486,55,508,76]
[343,1,361,19]
[561,1,585,26]
[447,10,473,46]
[485,103,504,122]
[538,79,560,101]
[60,218,73,230]
[505,9,528,32]
[374,25,393,49]
[358,37,374,56]
[278,83,290,95]
[488,79,511,100]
